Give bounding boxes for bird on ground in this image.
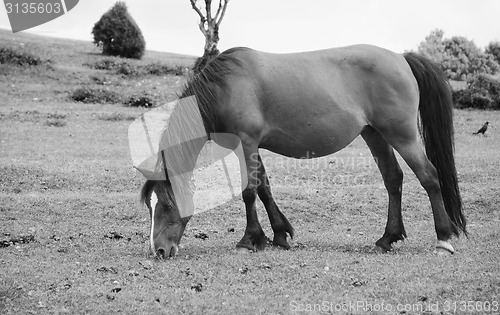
[473,121,489,135]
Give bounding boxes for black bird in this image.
[473,121,489,135]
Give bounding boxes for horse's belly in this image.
[260,123,360,159]
[258,92,366,158]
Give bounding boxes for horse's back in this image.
[224,44,412,82]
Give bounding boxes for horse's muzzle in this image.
[154,244,178,259]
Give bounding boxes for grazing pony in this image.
[141,45,466,258]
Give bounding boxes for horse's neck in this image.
[160,95,210,177]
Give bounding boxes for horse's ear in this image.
[140,180,156,206]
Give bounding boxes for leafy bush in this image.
[46,113,67,120]
[0,47,47,66]
[96,112,136,121]
[92,2,145,59]
[486,41,500,65]
[85,59,187,77]
[45,118,67,127]
[124,94,155,107]
[442,37,499,80]
[85,58,126,70]
[118,63,187,76]
[418,30,500,80]
[70,87,121,104]
[453,74,500,110]
[144,63,187,76]
[116,63,141,76]
[89,75,112,85]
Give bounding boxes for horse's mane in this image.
[179,47,249,134]
[141,48,249,205]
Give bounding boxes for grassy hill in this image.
[0,28,196,107]
[1,29,500,314]
[0,28,196,67]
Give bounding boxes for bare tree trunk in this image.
[190,0,229,73]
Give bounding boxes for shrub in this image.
[486,41,500,65]
[45,113,67,127]
[418,30,500,80]
[97,112,136,121]
[46,113,67,120]
[85,58,187,77]
[144,63,187,76]
[118,63,187,76]
[90,75,112,85]
[85,58,126,70]
[71,87,121,104]
[92,2,145,59]
[453,74,500,110]
[85,59,139,75]
[442,37,499,80]
[125,94,155,107]
[0,47,46,66]
[45,118,67,127]
[116,63,142,76]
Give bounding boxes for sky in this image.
[1,0,499,57]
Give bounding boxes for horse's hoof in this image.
[435,240,454,255]
[436,248,451,255]
[435,247,454,255]
[373,245,389,253]
[272,241,291,250]
[374,239,392,253]
[235,247,253,254]
[254,242,267,251]
[272,236,291,250]
[236,240,256,252]
[250,235,269,251]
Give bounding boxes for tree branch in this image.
[190,0,205,21]
[205,0,212,23]
[215,0,229,26]
[214,0,223,21]
[190,0,207,35]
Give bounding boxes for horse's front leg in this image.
[256,155,294,249]
[236,144,267,251]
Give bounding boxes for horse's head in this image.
[141,180,191,259]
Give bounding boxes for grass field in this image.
[1,30,499,314]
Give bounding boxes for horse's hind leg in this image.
[256,155,294,249]
[361,127,406,251]
[390,139,455,253]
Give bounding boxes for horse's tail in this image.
[403,52,467,237]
